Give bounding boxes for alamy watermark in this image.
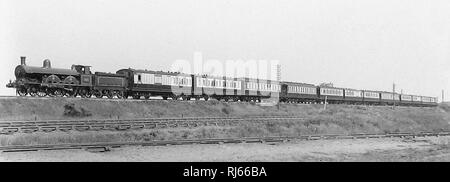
[167,52,281,101]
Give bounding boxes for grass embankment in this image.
[0,98,449,146]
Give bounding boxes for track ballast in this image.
[1,131,449,153]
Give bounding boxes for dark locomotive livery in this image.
[9,57,127,99]
[6,57,438,107]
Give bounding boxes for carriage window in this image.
[138,75,142,82]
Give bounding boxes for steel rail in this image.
[1,131,449,153]
[0,116,306,135]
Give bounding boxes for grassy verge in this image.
[1,114,449,146]
[1,98,449,146]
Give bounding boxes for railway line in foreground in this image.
[0,116,305,135]
[1,131,449,153]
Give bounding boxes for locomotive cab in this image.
[71,65,92,75]
[71,65,93,86]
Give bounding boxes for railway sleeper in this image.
[179,123,189,127]
[116,125,131,130]
[307,136,321,140]
[188,123,198,127]
[103,125,119,130]
[130,125,145,130]
[20,127,39,133]
[1,128,19,134]
[90,125,106,130]
[157,123,168,128]
[58,127,73,132]
[74,126,90,131]
[144,124,157,129]
[40,127,56,132]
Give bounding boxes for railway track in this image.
[1,131,449,153]
[0,116,305,135]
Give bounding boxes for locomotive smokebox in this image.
[20,56,26,65]
[43,59,51,68]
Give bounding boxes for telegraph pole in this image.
[392,83,396,109]
[276,64,281,110]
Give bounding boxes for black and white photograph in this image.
[1,0,450,174]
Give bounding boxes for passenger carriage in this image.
[399,94,413,106]
[116,69,192,100]
[411,95,422,105]
[280,82,318,103]
[242,78,280,102]
[318,86,344,104]
[192,74,243,101]
[362,90,381,104]
[343,88,363,104]
[379,91,400,105]
[421,96,438,107]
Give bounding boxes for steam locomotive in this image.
[6,57,438,107]
[8,57,126,98]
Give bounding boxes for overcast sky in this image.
[0,0,449,100]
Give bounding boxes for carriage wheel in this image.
[79,89,87,98]
[85,90,92,98]
[28,87,38,97]
[80,89,92,98]
[132,93,140,99]
[144,94,150,100]
[54,89,65,97]
[162,96,168,100]
[64,77,78,97]
[116,91,124,99]
[65,88,77,97]
[47,88,56,97]
[93,90,102,98]
[172,95,179,100]
[104,90,113,99]
[37,88,47,97]
[203,95,209,101]
[17,87,28,96]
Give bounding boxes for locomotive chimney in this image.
[20,56,26,65]
[43,59,51,68]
